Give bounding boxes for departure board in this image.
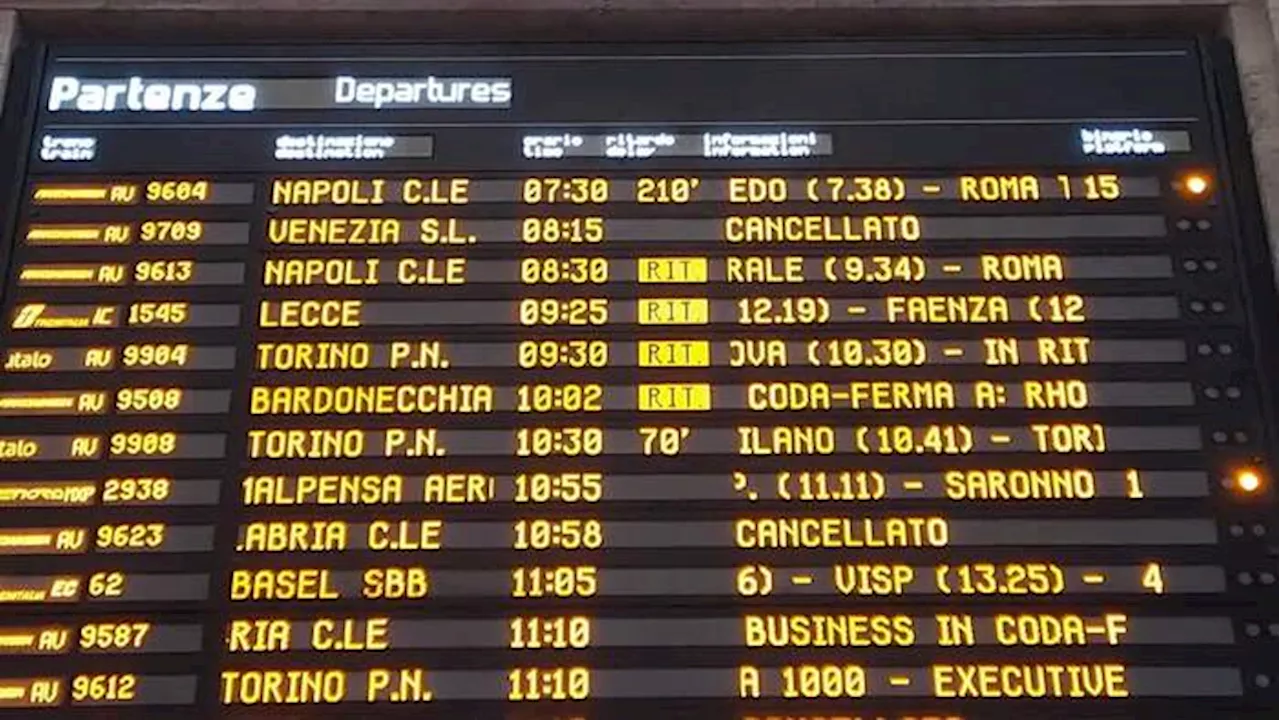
[0,38,1274,719]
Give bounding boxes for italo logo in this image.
[46,76,257,112]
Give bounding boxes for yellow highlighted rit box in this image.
[638,383,712,411]
[637,298,708,325]
[637,340,710,367]
[637,257,708,283]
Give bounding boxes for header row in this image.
[38,42,1204,123]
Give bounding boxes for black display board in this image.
[0,39,1273,719]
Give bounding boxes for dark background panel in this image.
[0,39,1270,719]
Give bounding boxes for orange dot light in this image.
[1235,469,1263,493]
[1182,173,1211,196]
